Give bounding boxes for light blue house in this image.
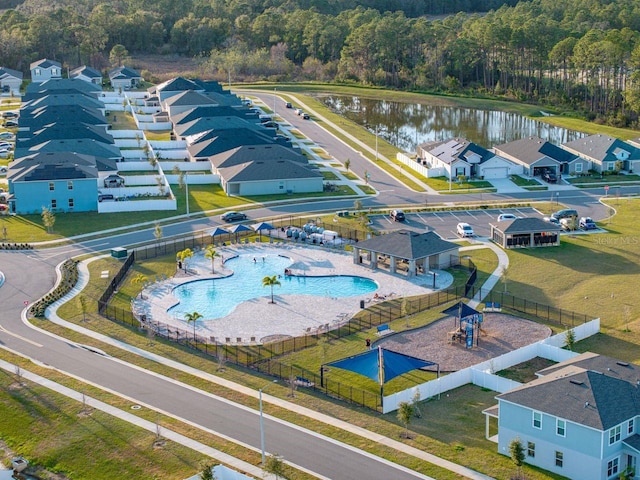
[7,152,117,214]
[30,59,62,83]
[485,353,640,480]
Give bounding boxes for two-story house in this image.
[0,67,23,95]
[562,134,640,173]
[486,353,640,480]
[30,59,62,83]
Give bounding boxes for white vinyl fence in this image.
[382,318,600,413]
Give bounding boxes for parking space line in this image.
[466,210,477,219]
[432,212,445,222]
[450,212,461,220]
[483,210,495,217]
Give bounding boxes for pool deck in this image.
[132,244,453,344]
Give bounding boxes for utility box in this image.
[111,247,127,259]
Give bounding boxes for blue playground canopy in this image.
[325,347,437,385]
[441,301,480,318]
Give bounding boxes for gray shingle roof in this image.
[174,116,262,137]
[172,106,259,125]
[490,217,561,233]
[498,366,640,430]
[0,67,23,79]
[22,93,103,110]
[419,137,493,165]
[355,230,459,259]
[220,158,322,182]
[19,105,107,129]
[563,134,640,163]
[25,78,101,95]
[164,90,217,108]
[108,66,141,80]
[30,58,61,70]
[209,144,306,169]
[537,352,640,384]
[17,123,114,148]
[494,136,561,166]
[9,151,117,182]
[14,139,121,159]
[70,66,102,80]
[151,77,200,94]
[188,130,284,158]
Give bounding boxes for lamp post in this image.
[556,192,559,205]
[273,88,277,115]
[375,125,379,162]
[259,379,277,465]
[185,171,189,217]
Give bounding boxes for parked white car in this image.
[497,213,519,222]
[457,222,474,237]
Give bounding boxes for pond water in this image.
[319,95,585,151]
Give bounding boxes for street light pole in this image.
[273,88,276,115]
[185,171,189,217]
[375,126,378,162]
[259,379,277,466]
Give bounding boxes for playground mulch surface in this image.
[377,313,552,372]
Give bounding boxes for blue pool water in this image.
[167,254,378,320]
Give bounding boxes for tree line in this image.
[2,0,640,126]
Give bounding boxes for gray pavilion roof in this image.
[490,217,561,234]
[497,365,640,431]
[356,230,459,259]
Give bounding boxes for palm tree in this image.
[204,245,219,273]
[176,248,193,272]
[132,273,148,299]
[262,275,281,304]
[184,311,203,342]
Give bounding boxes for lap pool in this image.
[167,253,378,320]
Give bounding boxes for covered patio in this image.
[352,230,459,277]
[490,218,561,249]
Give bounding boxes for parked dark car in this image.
[390,209,405,222]
[285,102,292,108]
[4,120,17,127]
[220,211,247,222]
[551,209,578,221]
[302,113,310,120]
[262,121,279,129]
[541,170,557,183]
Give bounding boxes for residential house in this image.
[19,105,108,133]
[69,66,103,85]
[24,78,102,98]
[174,116,266,139]
[493,136,588,177]
[148,76,201,103]
[209,144,323,196]
[30,59,62,83]
[562,134,640,174]
[172,105,260,126]
[0,67,23,95]
[162,90,218,117]
[490,217,561,249]
[16,123,115,149]
[13,138,121,161]
[108,66,142,91]
[188,128,290,160]
[7,152,117,214]
[485,353,640,480]
[417,138,519,180]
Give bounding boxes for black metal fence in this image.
[95,234,592,412]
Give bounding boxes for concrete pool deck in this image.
[132,243,453,344]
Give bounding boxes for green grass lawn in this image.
[495,198,639,334]
[144,130,172,141]
[321,170,340,180]
[311,147,332,160]
[510,175,541,186]
[426,176,493,191]
[566,174,640,184]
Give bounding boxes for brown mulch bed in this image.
[377,313,552,372]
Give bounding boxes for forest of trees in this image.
[2,0,640,126]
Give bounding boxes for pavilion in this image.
[490,217,561,249]
[352,230,459,277]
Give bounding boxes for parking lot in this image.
[370,207,545,240]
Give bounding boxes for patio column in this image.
[530,232,535,247]
[390,256,397,274]
[408,259,416,277]
[353,247,360,265]
[371,251,377,271]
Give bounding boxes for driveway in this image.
[487,178,527,193]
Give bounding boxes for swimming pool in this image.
[167,253,378,320]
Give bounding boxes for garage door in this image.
[483,167,508,179]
